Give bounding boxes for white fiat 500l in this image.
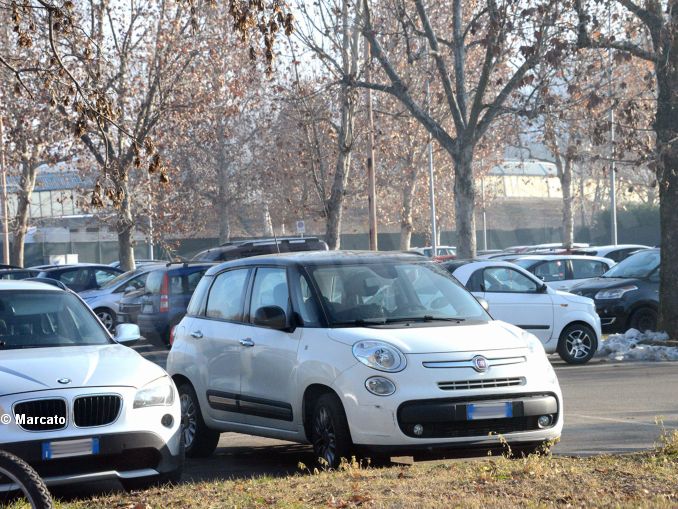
[168,252,563,467]
[444,260,602,364]
[0,281,182,492]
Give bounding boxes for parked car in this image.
[409,246,457,260]
[569,249,660,333]
[35,264,124,292]
[443,260,601,364]
[572,244,650,263]
[512,255,616,292]
[0,280,183,491]
[118,262,213,345]
[79,264,164,331]
[168,251,563,466]
[0,269,40,280]
[191,237,329,262]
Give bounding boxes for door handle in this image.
[239,338,255,347]
[190,330,203,339]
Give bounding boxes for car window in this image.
[0,291,110,348]
[95,269,118,287]
[187,275,212,316]
[145,270,164,294]
[187,271,205,292]
[169,275,184,295]
[205,269,250,321]
[572,260,608,279]
[57,268,90,287]
[533,260,567,282]
[249,267,289,317]
[483,267,539,293]
[604,250,659,279]
[119,273,149,293]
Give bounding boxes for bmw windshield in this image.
[0,291,110,349]
[602,250,659,279]
[307,262,490,326]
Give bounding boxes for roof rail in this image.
[165,261,214,268]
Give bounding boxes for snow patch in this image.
[596,329,678,362]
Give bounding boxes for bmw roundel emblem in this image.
[57,378,71,385]
[472,356,489,373]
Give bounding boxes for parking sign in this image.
[296,220,305,234]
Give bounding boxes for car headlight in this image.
[133,376,175,409]
[595,285,638,300]
[352,341,406,372]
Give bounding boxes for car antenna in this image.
[272,228,281,254]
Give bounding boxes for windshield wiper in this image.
[331,318,388,327]
[373,316,466,324]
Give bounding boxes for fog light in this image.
[537,415,553,428]
[413,424,424,436]
[161,414,174,428]
[365,376,396,396]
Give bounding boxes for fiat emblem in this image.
[57,378,71,385]
[472,356,488,373]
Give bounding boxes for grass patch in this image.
[47,445,678,509]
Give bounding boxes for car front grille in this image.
[73,395,122,427]
[13,399,67,431]
[438,377,525,391]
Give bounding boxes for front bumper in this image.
[0,431,183,490]
[594,299,628,333]
[332,348,563,448]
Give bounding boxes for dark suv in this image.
[569,249,660,333]
[118,262,213,345]
[35,264,124,292]
[191,237,328,262]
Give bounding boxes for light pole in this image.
[364,37,378,251]
[608,2,618,245]
[426,53,438,255]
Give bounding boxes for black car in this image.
[35,264,124,292]
[569,249,660,333]
[0,268,40,280]
[192,237,329,262]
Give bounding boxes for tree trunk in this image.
[560,158,574,249]
[262,202,274,237]
[117,181,136,272]
[399,166,418,250]
[10,162,37,267]
[453,148,476,259]
[655,26,678,337]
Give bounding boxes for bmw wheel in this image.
[557,323,598,364]
[309,393,353,469]
[177,383,220,458]
[95,308,116,332]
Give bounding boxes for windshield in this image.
[514,259,536,269]
[100,266,155,290]
[307,262,490,326]
[0,291,110,349]
[603,250,659,279]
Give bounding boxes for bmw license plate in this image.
[466,402,512,420]
[42,438,99,460]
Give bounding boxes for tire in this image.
[0,450,53,509]
[177,383,220,458]
[121,469,182,492]
[629,307,658,333]
[557,323,598,364]
[309,393,353,469]
[95,308,116,332]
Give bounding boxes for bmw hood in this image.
[327,320,529,354]
[0,344,166,397]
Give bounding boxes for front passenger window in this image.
[483,267,538,293]
[249,268,289,317]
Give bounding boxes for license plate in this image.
[466,402,512,420]
[42,438,99,460]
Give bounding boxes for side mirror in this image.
[114,323,141,344]
[477,297,490,312]
[538,283,549,294]
[124,286,136,294]
[253,305,289,331]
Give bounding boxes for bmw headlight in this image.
[352,341,406,372]
[133,376,175,409]
[595,285,638,300]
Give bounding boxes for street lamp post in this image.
[0,95,10,265]
[608,3,618,245]
[426,78,437,256]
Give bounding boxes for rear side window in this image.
[572,260,608,279]
[57,269,90,287]
[187,276,212,316]
[145,270,164,294]
[169,275,184,295]
[206,269,250,321]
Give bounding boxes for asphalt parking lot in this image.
[132,340,678,479]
